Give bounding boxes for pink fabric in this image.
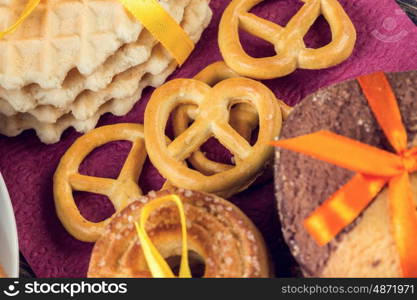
[0,0,416,277]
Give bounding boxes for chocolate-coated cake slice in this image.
[275,71,417,277]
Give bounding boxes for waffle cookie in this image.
[0,61,177,143]
[0,0,212,143]
[275,71,417,277]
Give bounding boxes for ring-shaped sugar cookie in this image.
[144,77,282,198]
[219,0,357,79]
[54,124,150,242]
[173,61,291,175]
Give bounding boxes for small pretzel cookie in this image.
[219,0,357,79]
[173,61,291,175]
[54,124,152,242]
[144,75,282,197]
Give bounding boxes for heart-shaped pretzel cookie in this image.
[54,124,149,242]
[144,77,282,197]
[173,61,291,175]
[219,0,357,79]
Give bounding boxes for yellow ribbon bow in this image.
[1,0,194,66]
[272,72,417,277]
[135,194,192,278]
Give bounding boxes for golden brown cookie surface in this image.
[219,0,356,79]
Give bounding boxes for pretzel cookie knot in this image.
[173,61,292,175]
[144,77,282,198]
[219,0,357,79]
[54,124,148,242]
[88,189,270,278]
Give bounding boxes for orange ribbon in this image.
[272,72,417,277]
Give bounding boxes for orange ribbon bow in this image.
[272,72,417,277]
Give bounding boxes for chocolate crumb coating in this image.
[275,71,417,277]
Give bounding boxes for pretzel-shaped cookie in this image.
[144,77,282,197]
[219,0,357,79]
[173,61,291,175]
[54,124,150,242]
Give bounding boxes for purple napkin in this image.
[0,0,416,277]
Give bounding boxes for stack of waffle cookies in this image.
[0,0,212,143]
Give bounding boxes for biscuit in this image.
[88,188,270,278]
[0,0,192,111]
[275,71,417,277]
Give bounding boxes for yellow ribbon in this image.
[134,195,191,278]
[0,0,194,65]
[0,0,40,39]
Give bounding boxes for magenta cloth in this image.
[0,0,417,278]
